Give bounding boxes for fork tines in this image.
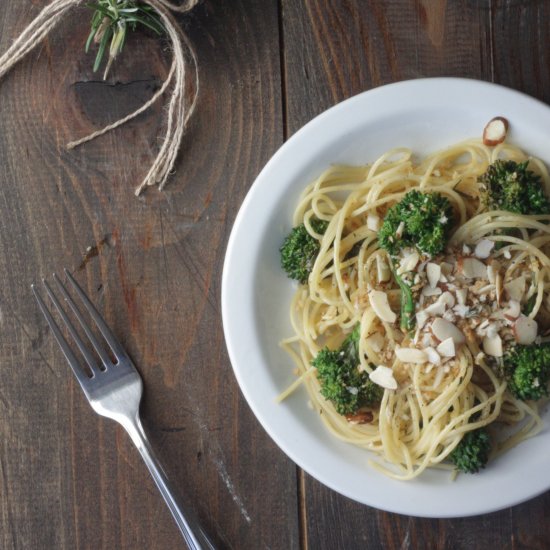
[32,270,125,387]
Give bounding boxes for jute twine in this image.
[0,0,199,195]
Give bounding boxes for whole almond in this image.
[483,116,509,146]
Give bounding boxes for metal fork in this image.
[32,270,215,550]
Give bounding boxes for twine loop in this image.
[0,0,199,195]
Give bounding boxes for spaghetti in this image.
[279,134,550,480]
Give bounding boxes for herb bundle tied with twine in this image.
[0,0,199,195]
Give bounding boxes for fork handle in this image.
[123,416,216,550]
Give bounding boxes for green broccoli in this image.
[479,160,550,215]
[312,325,383,415]
[502,344,550,401]
[280,219,328,284]
[378,190,454,257]
[449,428,491,474]
[378,190,454,330]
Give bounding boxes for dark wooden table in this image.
[1,1,549,548]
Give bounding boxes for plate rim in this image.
[221,77,550,517]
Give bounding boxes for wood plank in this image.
[0,1,299,548]
[488,5,550,549]
[282,0,492,137]
[490,0,550,104]
[281,1,550,549]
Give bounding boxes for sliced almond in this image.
[431,318,466,344]
[440,262,454,276]
[504,300,521,320]
[366,332,385,353]
[416,310,430,330]
[473,283,494,295]
[397,249,420,275]
[417,260,428,273]
[376,255,391,283]
[453,304,470,318]
[459,257,487,279]
[422,286,443,297]
[426,263,441,289]
[424,346,441,365]
[395,221,405,238]
[486,323,499,339]
[513,315,538,345]
[367,213,381,231]
[443,310,457,323]
[395,347,428,364]
[439,291,456,309]
[369,365,397,390]
[455,288,468,305]
[483,333,503,357]
[369,290,397,323]
[474,239,495,259]
[483,116,509,146]
[422,331,437,348]
[436,337,456,357]
[504,276,525,302]
[424,300,447,316]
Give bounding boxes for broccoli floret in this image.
[378,191,453,330]
[503,344,550,401]
[378,190,454,257]
[312,325,383,415]
[449,428,491,474]
[479,160,550,215]
[280,219,328,284]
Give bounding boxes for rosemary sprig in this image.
[86,0,164,79]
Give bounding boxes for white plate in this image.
[221,78,550,517]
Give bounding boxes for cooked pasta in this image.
[279,133,550,480]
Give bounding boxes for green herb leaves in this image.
[86,0,164,78]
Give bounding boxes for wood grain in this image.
[490,0,550,104]
[281,0,492,136]
[281,1,550,549]
[0,1,298,549]
[2,0,550,549]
